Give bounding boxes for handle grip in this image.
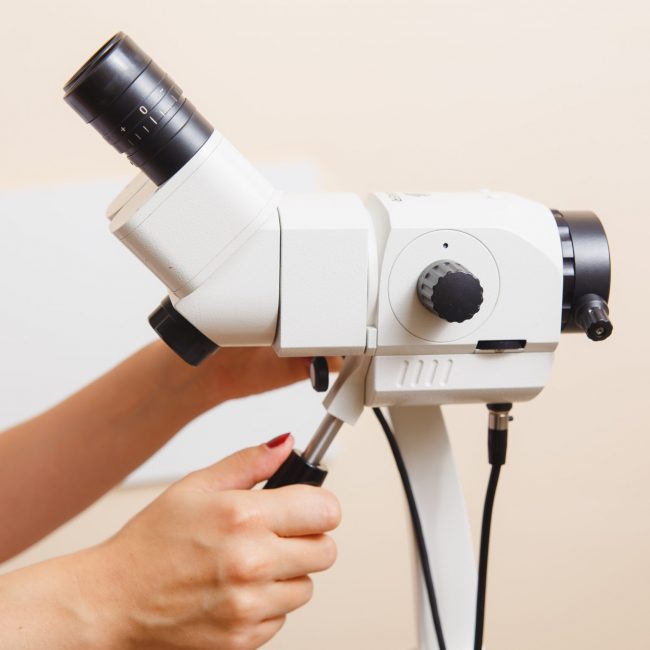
[264,450,328,489]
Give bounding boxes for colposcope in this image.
[64,33,613,650]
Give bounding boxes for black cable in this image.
[474,404,510,650]
[372,407,447,650]
[474,464,501,650]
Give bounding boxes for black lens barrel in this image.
[553,210,613,340]
[64,32,213,185]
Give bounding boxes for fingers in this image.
[298,356,343,375]
[270,534,338,581]
[188,435,294,491]
[261,577,314,618]
[257,484,342,537]
[325,356,343,372]
[225,577,314,623]
[236,616,287,650]
[214,576,313,643]
[219,533,337,585]
[212,577,314,644]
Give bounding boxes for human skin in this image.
[0,435,341,649]
[0,341,339,560]
[0,342,342,649]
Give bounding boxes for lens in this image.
[553,210,612,336]
[64,32,213,185]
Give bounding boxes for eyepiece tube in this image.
[64,32,213,185]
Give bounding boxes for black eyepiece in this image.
[64,32,213,185]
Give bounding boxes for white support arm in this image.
[387,406,476,650]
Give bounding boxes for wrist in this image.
[0,548,126,650]
[68,541,138,650]
[148,340,220,423]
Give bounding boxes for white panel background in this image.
[0,165,330,485]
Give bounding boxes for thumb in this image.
[193,433,294,491]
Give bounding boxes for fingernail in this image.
[266,433,291,448]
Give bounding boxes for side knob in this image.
[574,293,613,341]
[417,260,484,323]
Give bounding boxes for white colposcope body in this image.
[64,33,613,650]
[108,127,563,407]
[106,129,565,649]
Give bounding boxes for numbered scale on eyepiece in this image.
[63,32,213,185]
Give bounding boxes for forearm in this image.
[0,438,341,650]
[0,341,316,561]
[0,342,209,561]
[0,546,119,650]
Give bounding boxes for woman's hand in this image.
[161,342,342,416]
[0,341,340,562]
[196,347,334,403]
[79,434,340,650]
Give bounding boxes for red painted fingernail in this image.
[266,433,291,448]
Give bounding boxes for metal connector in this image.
[486,403,512,467]
[488,411,512,432]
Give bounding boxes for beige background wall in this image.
[1,1,649,648]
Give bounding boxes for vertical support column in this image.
[387,406,476,650]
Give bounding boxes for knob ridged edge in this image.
[417,260,484,323]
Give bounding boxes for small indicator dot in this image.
[443,243,449,249]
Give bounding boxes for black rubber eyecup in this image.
[64,33,213,185]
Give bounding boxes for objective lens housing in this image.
[64,32,213,185]
[553,210,613,341]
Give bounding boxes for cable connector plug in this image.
[475,402,513,650]
[486,402,512,466]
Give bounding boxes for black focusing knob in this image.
[417,260,484,323]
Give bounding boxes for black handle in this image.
[264,450,328,489]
